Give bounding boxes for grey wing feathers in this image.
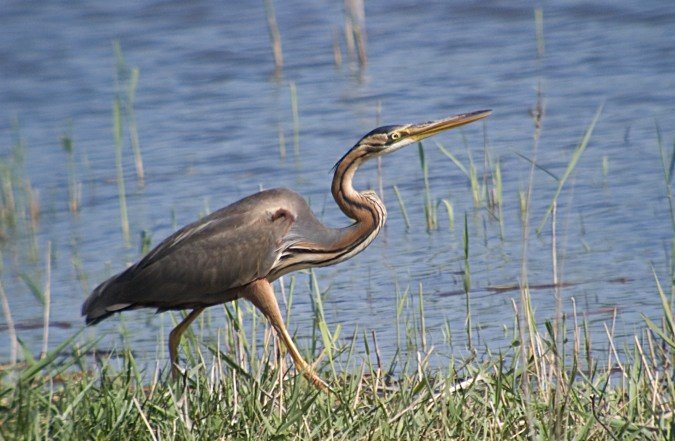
[82,188,301,324]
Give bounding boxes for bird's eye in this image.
[390,132,401,141]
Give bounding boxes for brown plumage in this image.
[82,110,491,392]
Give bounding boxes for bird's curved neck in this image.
[328,148,386,253]
[268,148,386,279]
[332,149,382,218]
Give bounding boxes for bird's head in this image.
[334,110,491,171]
[360,109,491,155]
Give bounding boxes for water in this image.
[1,0,674,365]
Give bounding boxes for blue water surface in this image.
[1,0,674,366]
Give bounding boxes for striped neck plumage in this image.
[331,146,381,221]
[268,143,386,280]
[327,145,387,256]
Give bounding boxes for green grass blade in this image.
[436,141,469,178]
[651,267,674,335]
[392,185,411,230]
[537,103,603,233]
[512,150,559,181]
[19,328,84,382]
[113,98,130,246]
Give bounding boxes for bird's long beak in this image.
[407,110,492,142]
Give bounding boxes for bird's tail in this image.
[81,275,134,325]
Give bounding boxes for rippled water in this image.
[1,0,674,364]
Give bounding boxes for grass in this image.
[1,38,675,441]
[263,0,284,71]
[2,95,674,441]
[61,124,80,214]
[113,98,130,247]
[536,103,603,234]
[114,41,145,186]
[3,111,675,437]
[1,271,673,439]
[392,185,411,230]
[2,93,675,440]
[418,142,436,231]
[111,41,148,247]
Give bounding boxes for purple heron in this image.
[82,109,491,391]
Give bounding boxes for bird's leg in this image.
[243,279,331,393]
[169,306,205,378]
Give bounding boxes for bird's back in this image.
[82,188,311,324]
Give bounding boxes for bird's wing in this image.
[131,194,297,296]
[82,189,300,321]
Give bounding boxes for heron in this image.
[82,109,491,391]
